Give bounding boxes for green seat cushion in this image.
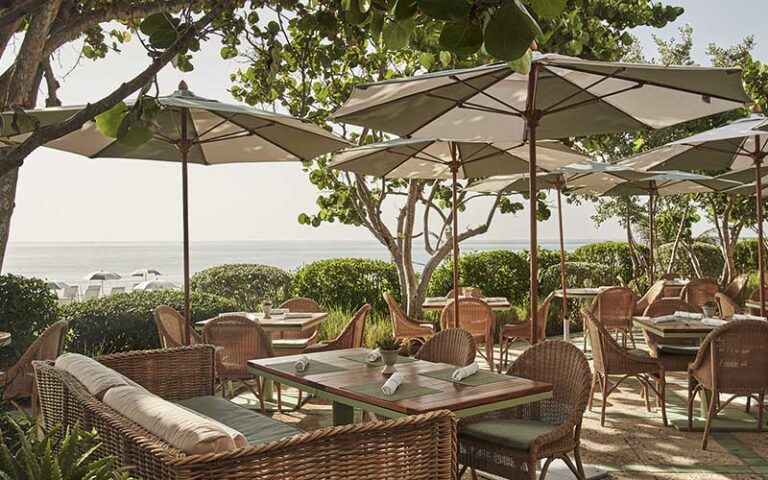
[658,344,699,356]
[460,419,559,451]
[272,338,310,348]
[177,396,301,446]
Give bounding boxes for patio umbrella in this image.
[617,112,768,314]
[329,138,585,321]
[2,82,349,341]
[84,270,121,292]
[131,268,162,281]
[331,50,750,342]
[45,281,70,290]
[133,279,179,292]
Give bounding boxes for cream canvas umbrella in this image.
[617,112,768,314]
[2,82,349,341]
[329,137,585,322]
[84,270,121,293]
[331,51,750,342]
[131,268,162,281]
[134,279,179,291]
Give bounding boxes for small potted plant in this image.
[702,301,718,318]
[376,336,402,375]
[261,300,272,319]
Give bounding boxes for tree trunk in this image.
[0,157,18,271]
[667,205,689,274]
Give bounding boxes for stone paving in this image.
[244,334,768,480]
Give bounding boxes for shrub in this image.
[60,290,238,355]
[191,264,292,310]
[0,274,58,367]
[572,241,635,282]
[656,241,724,281]
[427,250,530,303]
[735,239,759,273]
[519,248,565,277]
[292,258,399,313]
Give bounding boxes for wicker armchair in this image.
[446,287,485,298]
[681,278,720,309]
[383,292,434,346]
[154,305,202,348]
[587,287,637,350]
[641,299,700,372]
[634,281,666,316]
[499,292,555,369]
[582,308,667,427]
[1,320,67,410]
[33,346,458,480]
[714,292,742,318]
[441,298,496,372]
[203,315,279,412]
[272,297,322,355]
[414,328,476,367]
[304,304,370,353]
[458,341,592,480]
[659,273,679,281]
[747,288,767,316]
[724,274,749,306]
[688,320,768,449]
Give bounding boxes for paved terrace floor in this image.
[234,333,768,480]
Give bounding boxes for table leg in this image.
[562,316,570,341]
[333,402,354,426]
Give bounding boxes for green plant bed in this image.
[428,250,530,302]
[191,263,292,310]
[656,241,724,281]
[60,290,238,355]
[317,306,392,349]
[572,241,638,283]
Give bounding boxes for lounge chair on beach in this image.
[82,285,101,301]
[58,286,80,305]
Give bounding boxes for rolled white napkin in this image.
[674,311,703,320]
[651,315,678,324]
[381,372,403,395]
[294,355,310,372]
[702,318,727,327]
[451,363,479,381]
[732,314,768,321]
[365,348,382,362]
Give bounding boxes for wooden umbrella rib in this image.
[208,111,306,161]
[542,83,646,118]
[539,66,626,114]
[448,75,524,115]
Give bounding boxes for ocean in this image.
[3,239,605,289]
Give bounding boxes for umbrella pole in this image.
[449,142,460,326]
[754,135,766,317]
[556,181,568,321]
[526,65,540,344]
[179,105,192,344]
[648,187,655,284]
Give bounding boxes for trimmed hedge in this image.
[0,275,58,367]
[735,239,759,274]
[60,290,238,355]
[191,264,292,310]
[292,258,400,312]
[656,242,724,281]
[571,241,635,282]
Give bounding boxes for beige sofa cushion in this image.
[55,353,130,398]
[103,386,247,454]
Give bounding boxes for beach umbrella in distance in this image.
[84,270,121,293]
[617,111,768,314]
[133,279,179,292]
[131,268,162,281]
[331,49,750,342]
[329,138,586,323]
[1,82,350,342]
[45,281,70,290]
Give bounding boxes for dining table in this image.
[195,311,329,334]
[633,316,716,339]
[421,296,511,311]
[553,287,614,340]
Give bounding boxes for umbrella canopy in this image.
[84,271,121,281]
[45,281,70,290]
[331,51,750,343]
[2,83,349,341]
[133,279,179,292]
[330,138,587,322]
[131,268,162,278]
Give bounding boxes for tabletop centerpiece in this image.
[375,336,402,375]
[702,301,718,318]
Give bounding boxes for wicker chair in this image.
[154,305,202,348]
[414,328,476,367]
[203,315,279,412]
[441,298,496,372]
[724,274,749,306]
[747,288,767,316]
[1,320,67,411]
[687,320,768,449]
[458,341,592,480]
[641,299,700,372]
[383,292,434,347]
[304,304,370,353]
[714,292,742,318]
[659,273,679,281]
[272,297,322,356]
[446,286,485,298]
[499,292,555,369]
[586,286,637,350]
[681,278,720,309]
[634,281,666,316]
[582,308,667,427]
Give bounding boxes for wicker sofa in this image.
[33,345,457,480]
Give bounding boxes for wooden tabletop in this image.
[0,332,11,347]
[633,316,715,338]
[248,348,552,418]
[553,287,606,299]
[196,312,328,333]
[422,297,511,310]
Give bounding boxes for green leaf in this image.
[149,29,178,49]
[419,52,435,70]
[394,0,418,20]
[370,11,385,42]
[484,0,542,61]
[529,0,567,19]
[507,48,533,74]
[439,50,453,67]
[382,19,413,50]
[116,112,153,147]
[342,0,369,25]
[220,46,237,59]
[418,0,470,21]
[139,13,176,36]
[95,102,128,138]
[439,21,483,57]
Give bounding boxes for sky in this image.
[5,0,768,245]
